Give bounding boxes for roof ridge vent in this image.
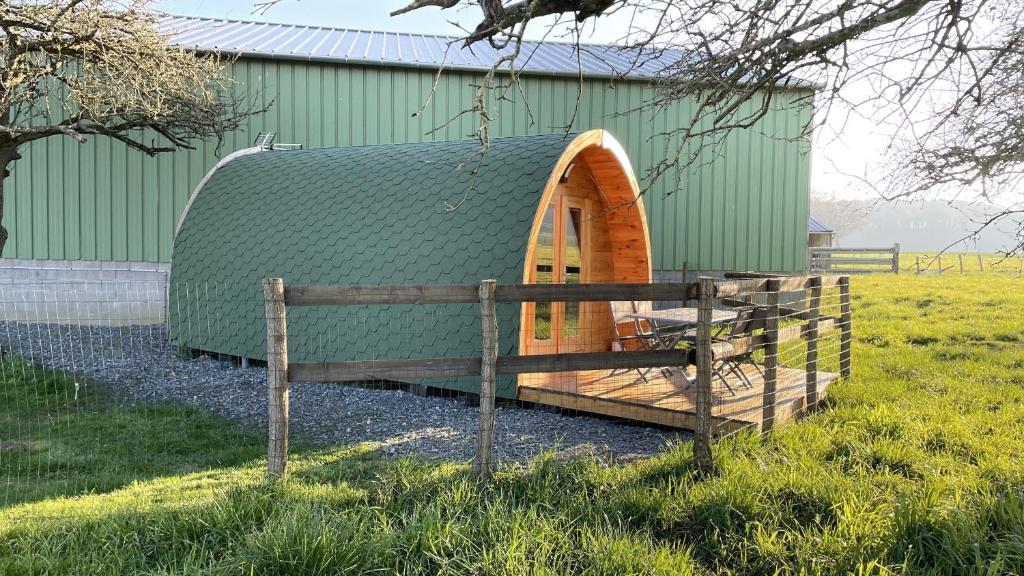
[254,131,303,151]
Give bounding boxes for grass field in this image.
[2,269,1023,574]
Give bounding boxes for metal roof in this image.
[158,14,682,79]
[808,216,834,233]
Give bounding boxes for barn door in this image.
[528,194,589,354]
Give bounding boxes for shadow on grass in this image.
[0,356,266,507]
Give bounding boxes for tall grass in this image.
[1,270,1023,574]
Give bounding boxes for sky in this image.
[155,0,890,200]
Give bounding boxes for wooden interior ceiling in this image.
[579,145,650,284]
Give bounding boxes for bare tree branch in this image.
[391,0,1024,253]
[0,0,264,255]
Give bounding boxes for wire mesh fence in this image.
[2,274,851,514]
[706,276,846,438]
[259,276,851,477]
[1,280,171,510]
[903,252,1024,276]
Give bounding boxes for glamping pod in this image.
[169,130,650,398]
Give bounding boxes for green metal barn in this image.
[2,14,814,283]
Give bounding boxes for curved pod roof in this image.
[169,130,649,397]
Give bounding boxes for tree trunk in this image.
[1,92,14,255]
[0,159,9,257]
[0,152,12,257]
[0,146,20,257]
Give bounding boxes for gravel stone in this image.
[1,323,685,464]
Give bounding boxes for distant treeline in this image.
[813,199,1020,252]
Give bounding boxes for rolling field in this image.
[1,267,1023,575]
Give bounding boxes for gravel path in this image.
[1,322,685,464]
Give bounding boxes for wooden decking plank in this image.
[517,363,836,432]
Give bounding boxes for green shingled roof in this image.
[169,133,576,397]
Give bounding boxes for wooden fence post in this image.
[915,256,921,275]
[839,276,853,379]
[681,261,689,305]
[804,276,821,412]
[263,278,289,479]
[958,253,965,275]
[474,279,498,479]
[937,254,943,273]
[978,253,984,272]
[892,243,901,274]
[761,278,781,434]
[693,276,715,474]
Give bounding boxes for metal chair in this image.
[610,301,661,382]
[712,306,761,394]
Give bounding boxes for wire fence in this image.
[903,252,1024,276]
[1,274,851,513]
[1,281,172,510]
[257,276,851,477]
[707,276,845,439]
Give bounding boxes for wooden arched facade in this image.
[519,130,652,365]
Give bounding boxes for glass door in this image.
[530,203,559,354]
[529,195,588,354]
[560,200,586,353]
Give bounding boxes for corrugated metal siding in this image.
[6,58,812,272]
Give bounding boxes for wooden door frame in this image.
[517,130,653,366]
[526,200,561,355]
[559,195,590,353]
[524,191,593,355]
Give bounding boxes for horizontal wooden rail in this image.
[285,282,698,306]
[289,350,695,382]
[497,350,692,374]
[813,269,887,275]
[811,258,894,266]
[720,297,823,322]
[495,282,697,303]
[809,246,897,253]
[722,272,787,279]
[285,285,479,306]
[290,357,482,380]
[286,278,849,306]
[711,317,838,360]
[716,275,843,297]
[714,279,768,297]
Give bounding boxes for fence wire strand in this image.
[709,280,845,438]
[2,275,851,515]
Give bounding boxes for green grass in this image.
[0,359,265,506]
[2,270,1024,574]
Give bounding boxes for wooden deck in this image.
[518,362,837,434]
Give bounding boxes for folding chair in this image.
[712,306,761,394]
[610,301,661,383]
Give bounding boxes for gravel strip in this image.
[0,322,685,464]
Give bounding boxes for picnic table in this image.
[624,307,739,386]
[630,305,737,344]
[627,307,737,351]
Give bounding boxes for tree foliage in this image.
[0,0,256,254]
